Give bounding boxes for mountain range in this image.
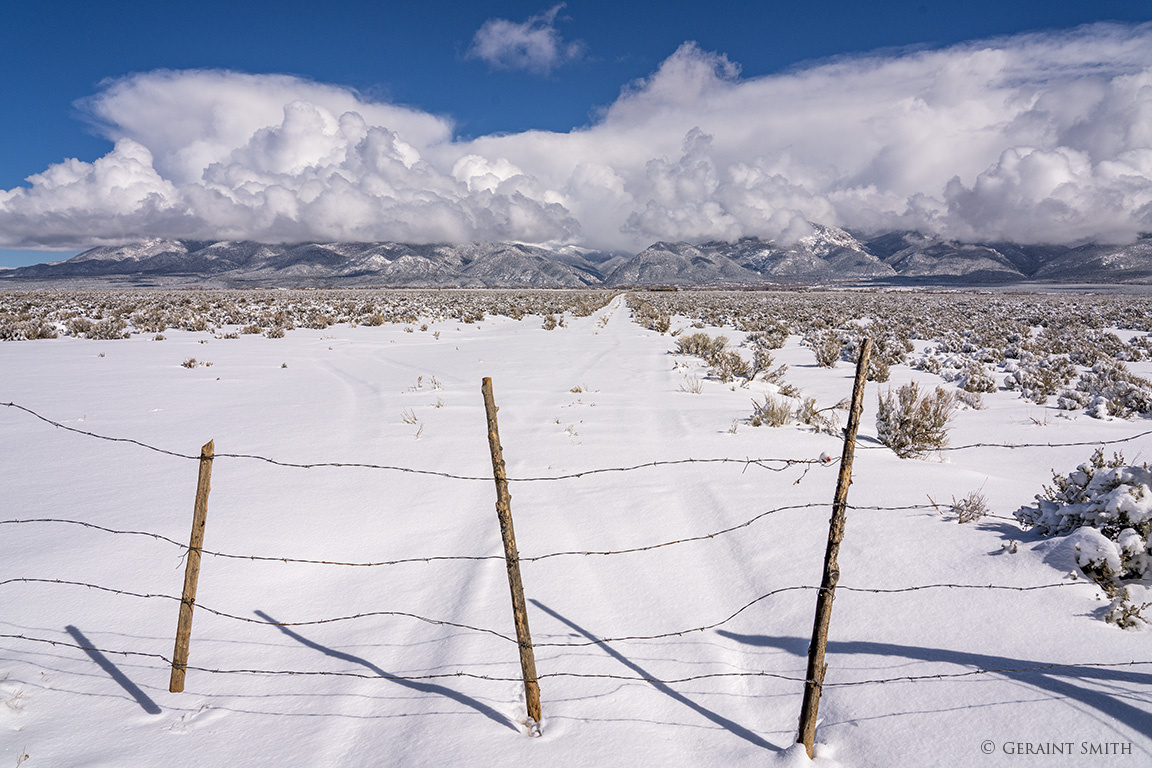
[4,224,1152,287]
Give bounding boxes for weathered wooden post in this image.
[797,338,872,757]
[481,378,542,729]
[169,440,214,693]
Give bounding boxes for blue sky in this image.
[2,1,1152,267]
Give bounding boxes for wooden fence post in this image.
[797,338,872,757]
[169,439,214,693]
[481,378,543,730]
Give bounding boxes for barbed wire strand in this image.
[3,632,1146,689]
[1,402,201,460]
[0,503,1023,569]
[0,578,813,647]
[0,518,187,548]
[526,582,1097,648]
[10,398,1152,462]
[0,518,507,567]
[0,578,516,641]
[10,400,1148,489]
[1,401,821,481]
[0,401,486,479]
[512,456,824,480]
[3,577,1095,649]
[21,400,1152,481]
[524,502,827,561]
[943,427,1152,452]
[857,427,1152,453]
[541,659,1152,687]
[0,503,938,568]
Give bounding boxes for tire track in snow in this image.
[515,308,776,750]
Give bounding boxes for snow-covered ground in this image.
[2,293,1149,767]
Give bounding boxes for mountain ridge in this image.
[5,225,1152,287]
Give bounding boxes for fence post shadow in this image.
[253,610,518,732]
[717,630,1152,737]
[529,599,780,751]
[63,625,162,715]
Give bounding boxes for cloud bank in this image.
[3,23,1152,250]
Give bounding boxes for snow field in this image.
[1,293,1150,767]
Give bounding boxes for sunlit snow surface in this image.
[2,293,1150,767]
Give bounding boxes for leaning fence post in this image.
[169,439,214,693]
[797,338,872,757]
[481,377,542,731]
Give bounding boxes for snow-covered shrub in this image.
[749,394,793,427]
[796,397,843,435]
[916,355,943,375]
[131,309,167,334]
[87,318,128,340]
[748,394,843,432]
[0,288,609,341]
[955,389,985,410]
[711,350,751,382]
[1106,587,1150,628]
[177,314,210,332]
[747,342,789,384]
[678,373,703,394]
[304,312,333,330]
[626,293,670,333]
[1015,449,1150,582]
[1002,354,1076,404]
[570,295,606,317]
[842,330,911,382]
[1066,330,1131,366]
[677,332,727,359]
[676,332,750,382]
[952,489,989,523]
[542,313,558,330]
[959,363,997,393]
[876,382,957,459]
[777,381,802,398]
[744,322,788,349]
[867,355,891,382]
[65,317,93,337]
[1129,334,1152,361]
[1056,360,1152,419]
[912,350,964,385]
[0,317,58,340]
[808,330,842,368]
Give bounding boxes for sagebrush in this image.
[876,382,957,458]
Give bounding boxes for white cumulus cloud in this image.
[3,23,1152,251]
[467,4,585,75]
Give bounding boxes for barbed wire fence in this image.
[2,385,1149,743]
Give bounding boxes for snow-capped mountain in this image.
[602,242,765,287]
[705,224,895,280]
[7,240,606,288]
[862,232,1079,282]
[1032,239,1152,283]
[5,227,1152,287]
